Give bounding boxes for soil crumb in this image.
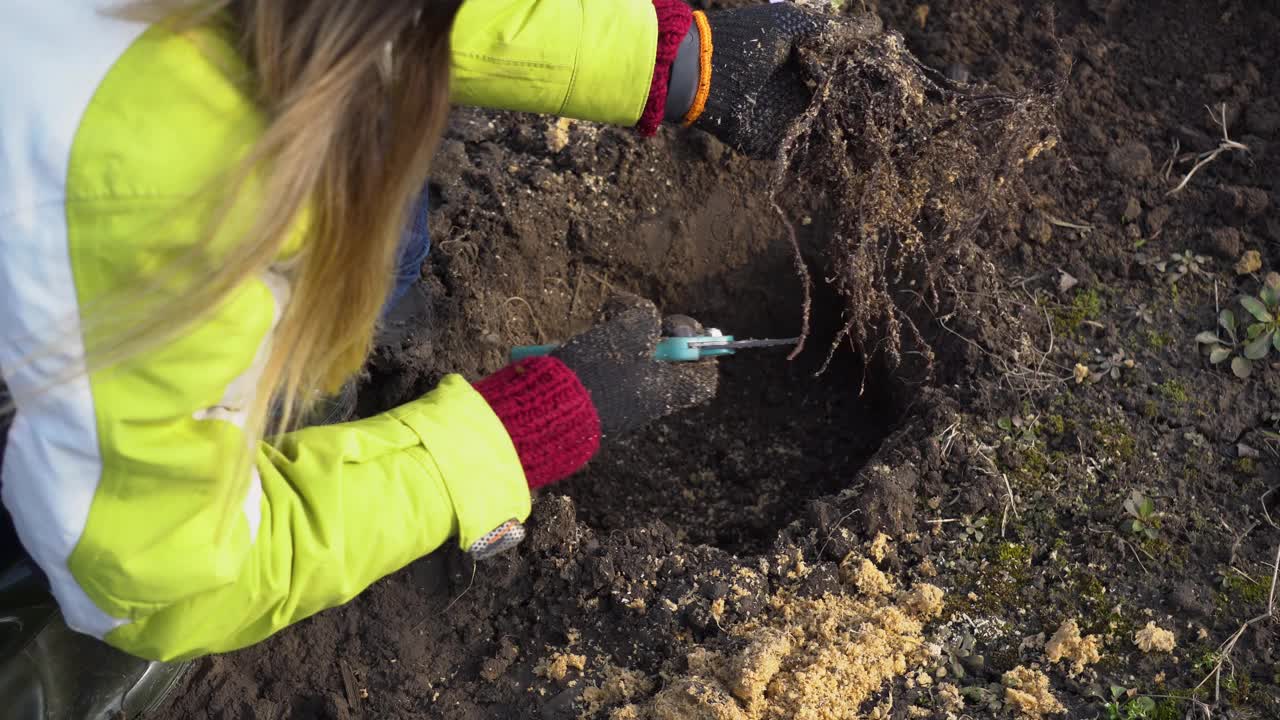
[901,583,944,619]
[610,706,642,720]
[581,662,656,717]
[637,581,943,719]
[1134,622,1177,653]
[868,532,892,562]
[1002,667,1066,718]
[936,682,964,714]
[536,652,587,684]
[841,555,895,596]
[776,15,1056,373]
[1043,619,1102,676]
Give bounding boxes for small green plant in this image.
[1103,687,1158,720]
[997,415,1039,445]
[1089,348,1135,383]
[1133,303,1155,324]
[1193,650,1221,675]
[959,515,989,544]
[1123,489,1161,539]
[1166,250,1211,281]
[1139,250,1212,283]
[1198,277,1280,378]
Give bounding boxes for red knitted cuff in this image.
[636,0,694,136]
[474,357,602,490]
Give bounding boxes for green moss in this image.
[1221,574,1270,606]
[946,540,1035,617]
[1053,289,1103,334]
[1225,672,1254,705]
[1092,419,1137,462]
[1150,694,1192,720]
[1233,457,1258,475]
[1144,330,1173,349]
[994,542,1032,568]
[1015,445,1049,478]
[1044,414,1066,435]
[1157,379,1189,404]
[1066,572,1109,627]
[1193,650,1221,675]
[1141,401,1159,419]
[1140,535,1170,558]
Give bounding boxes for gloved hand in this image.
[470,295,718,559]
[553,294,719,435]
[663,3,878,157]
[475,294,718,487]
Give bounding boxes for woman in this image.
[0,0,827,692]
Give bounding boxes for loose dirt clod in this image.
[841,555,895,596]
[902,583,944,619]
[536,652,587,683]
[1002,666,1066,718]
[581,662,656,717]
[1134,622,1177,653]
[936,682,964,713]
[724,628,792,708]
[774,15,1057,374]
[868,532,892,562]
[1235,249,1262,275]
[1043,619,1102,676]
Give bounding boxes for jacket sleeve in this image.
[95,369,531,661]
[450,0,660,125]
[28,253,531,661]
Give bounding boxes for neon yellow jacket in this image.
[0,1,658,661]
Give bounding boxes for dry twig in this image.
[1045,215,1095,233]
[971,442,1020,536]
[1167,104,1249,195]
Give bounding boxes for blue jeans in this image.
[387,188,432,311]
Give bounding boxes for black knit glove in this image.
[665,4,879,157]
[553,295,719,436]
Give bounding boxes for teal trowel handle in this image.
[511,335,736,363]
[509,344,562,362]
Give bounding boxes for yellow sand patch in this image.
[1134,622,1176,653]
[1044,619,1102,676]
[841,555,895,596]
[1003,666,1065,718]
[639,582,943,720]
[536,652,586,683]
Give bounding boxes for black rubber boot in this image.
[0,559,190,720]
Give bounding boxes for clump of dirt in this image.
[1134,622,1177,654]
[537,652,587,683]
[580,662,655,716]
[840,555,895,596]
[1002,666,1065,719]
[774,15,1058,376]
[1043,619,1102,676]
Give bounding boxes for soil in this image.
[159,1,1280,718]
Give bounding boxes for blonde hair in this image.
[111,0,460,436]
[56,1,463,536]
